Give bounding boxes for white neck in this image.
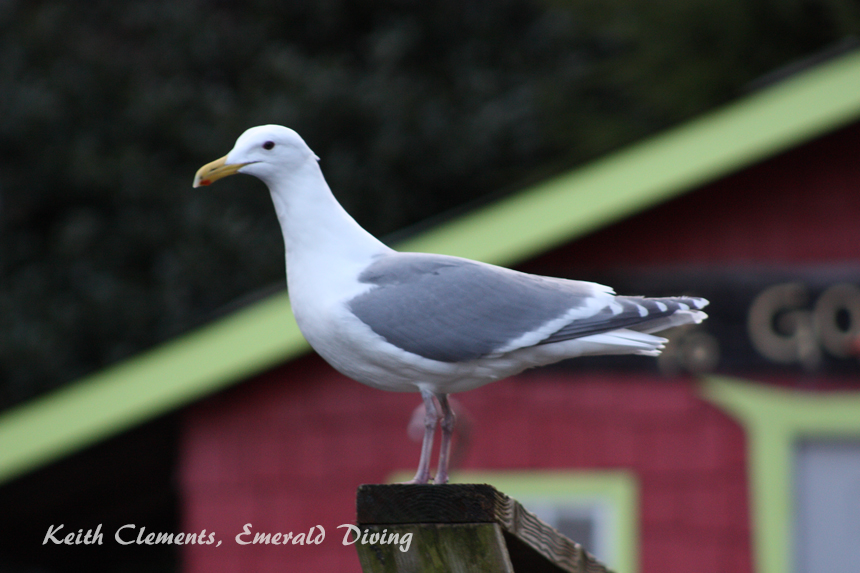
[262,159,392,285]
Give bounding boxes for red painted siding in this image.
[180,357,751,573]
[180,355,418,572]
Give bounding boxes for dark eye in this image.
[262,141,275,150]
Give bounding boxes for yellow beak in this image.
[192,155,251,188]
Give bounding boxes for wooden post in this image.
[353,484,612,573]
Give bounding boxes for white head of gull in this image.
[194,125,709,484]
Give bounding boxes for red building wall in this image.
[180,359,750,573]
[179,121,859,573]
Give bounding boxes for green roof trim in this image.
[701,375,860,573]
[2,49,860,486]
[0,294,307,484]
[398,49,860,265]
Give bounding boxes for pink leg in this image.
[434,393,456,485]
[401,389,438,484]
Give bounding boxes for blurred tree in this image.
[1,0,858,408]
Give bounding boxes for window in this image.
[794,440,860,573]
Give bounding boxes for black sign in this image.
[537,265,860,378]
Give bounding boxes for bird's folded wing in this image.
[348,253,627,363]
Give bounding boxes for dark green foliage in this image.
[1,0,858,408]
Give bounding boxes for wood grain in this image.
[355,484,612,573]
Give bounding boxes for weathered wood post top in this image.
[354,483,612,573]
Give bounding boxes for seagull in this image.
[194,125,709,485]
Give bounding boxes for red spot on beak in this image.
[199,179,212,186]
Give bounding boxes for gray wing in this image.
[347,253,615,362]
